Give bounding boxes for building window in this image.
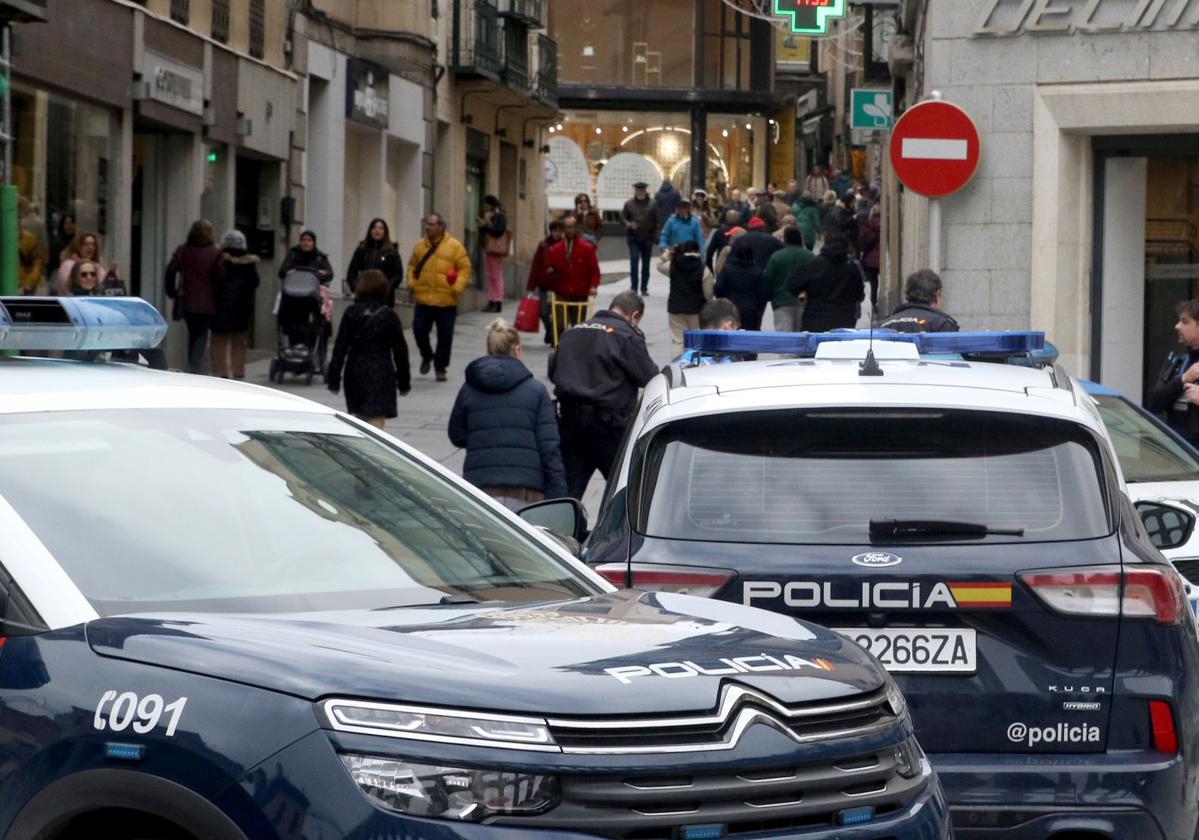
[170,0,189,24]
[211,0,230,43]
[249,0,265,59]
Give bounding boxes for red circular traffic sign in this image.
[889,100,981,198]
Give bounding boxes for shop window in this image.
[212,0,230,43]
[549,0,694,88]
[249,0,265,59]
[170,0,188,24]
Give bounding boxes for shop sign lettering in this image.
[346,60,390,128]
[143,51,204,116]
[974,0,1199,36]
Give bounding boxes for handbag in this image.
[515,293,541,333]
[485,229,512,257]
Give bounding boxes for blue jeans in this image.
[627,236,652,292]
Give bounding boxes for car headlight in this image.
[885,680,907,720]
[892,736,925,780]
[340,753,559,822]
[322,699,557,751]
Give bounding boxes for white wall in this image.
[1100,157,1148,397]
[305,42,348,283]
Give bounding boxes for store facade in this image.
[901,0,1199,400]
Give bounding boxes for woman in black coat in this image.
[211,230,260,380]
[714,242,770,331]
[326,269,411,429]
[279,230,334,284]
[448,318,566,508]
[346,218,403,305]
[786,232,864,332]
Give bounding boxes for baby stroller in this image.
[269,268,329,385]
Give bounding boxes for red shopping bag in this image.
[515,294,541,332]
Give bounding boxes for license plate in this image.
[833,628,977,673]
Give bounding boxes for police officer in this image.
[878,269,960,333]
[1147,299,1199,447]
[551,291,659,500]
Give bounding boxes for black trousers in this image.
[183,314,212,374]
[559,406,627,501]
[412,304,457,373]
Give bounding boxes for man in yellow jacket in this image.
[408,213,473,381]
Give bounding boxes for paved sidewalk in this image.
[246,268,674,520]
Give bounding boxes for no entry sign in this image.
[889,100,981,198]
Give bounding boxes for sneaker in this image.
[435,370,448,382]
[641,289,650,296]
[420,359,432,375]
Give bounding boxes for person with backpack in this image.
[479,195,509,313]
[326,269,411,429]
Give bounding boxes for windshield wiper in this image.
[869,519,1025,539]
[372,594,483,610]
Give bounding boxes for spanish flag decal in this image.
[948,582,1013,608]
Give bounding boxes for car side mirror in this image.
[518,497,588,544]
[1136,501,1195,551]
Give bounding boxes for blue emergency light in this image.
[681,329,1045,357]
[0,297,167,352]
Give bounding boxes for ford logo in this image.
[851,552,903,568]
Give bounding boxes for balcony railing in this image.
[497,0,543,27]
[452,0,503,80]
[532,33,557,106]
[503,24,530,92]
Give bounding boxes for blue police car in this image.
[589,330,1199,839]
[0,299,950,840]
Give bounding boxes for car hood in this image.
[86,591,884,715]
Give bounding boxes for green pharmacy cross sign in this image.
[773,0,848,34]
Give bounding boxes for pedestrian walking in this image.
[715,242,770,332]
[805,166,830,199]
[713,225,746,277]
[771,191,792,223]
[527,219,565,344]
[550,291,658,500]
[1148,299,1199,448]
[858,205,882,309]
[879,269,959,333]
[448,318,567,510]
[658,199,703,254]
[774,214,798,243]
[622,181,657,295]
[545,214,601,332]
[574,193,603,245]
[56,231,111,295]
[211,230,261,380]
[164,219,225,374]
[479,195,509,313]
[783,179,801,207]
[279,230,334,284]
[326,269,411,430]
[830,169,852,198]
[786,232,864,332]
[751,191,779,233]
[665,240,712,349]
[347,218,403,306]
[652,178,681,232]
[722,188,751,226]
[739,217,785,269]
[706,209,742,271]
[764,227,815,332]
[791,191,821,250]
[408,213,473,382]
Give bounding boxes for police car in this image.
[0,298,950,840]
[587,330,1199,840]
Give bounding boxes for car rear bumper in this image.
[932,751,1183,840]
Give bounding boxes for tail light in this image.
[1018,565,1187,624]
[1149,700,1178,754]
[594,563,735,598]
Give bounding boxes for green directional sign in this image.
[850,88,894,130]
[773,0,848,35]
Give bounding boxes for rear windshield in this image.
[636,409,1111,545]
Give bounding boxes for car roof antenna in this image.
[859,312,884,377]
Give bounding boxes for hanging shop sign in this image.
[773,0,848,35]
[346,60,390,128]
[143,51,204,117]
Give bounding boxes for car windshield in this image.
[635,409,1111,545]
[1093,395,1199,482]
[0,410,598,616]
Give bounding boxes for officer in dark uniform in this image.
[879,269,959,333]
[551,291,659,500]
[1147,299,1199,447]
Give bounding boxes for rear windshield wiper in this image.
[869,519,1025,539]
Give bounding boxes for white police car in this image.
[587,330,1199,840]
[0,300,950,840]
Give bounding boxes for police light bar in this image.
[681,329,1045,357]
[0,297,167,351]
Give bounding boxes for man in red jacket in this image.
[545,214,601,335]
